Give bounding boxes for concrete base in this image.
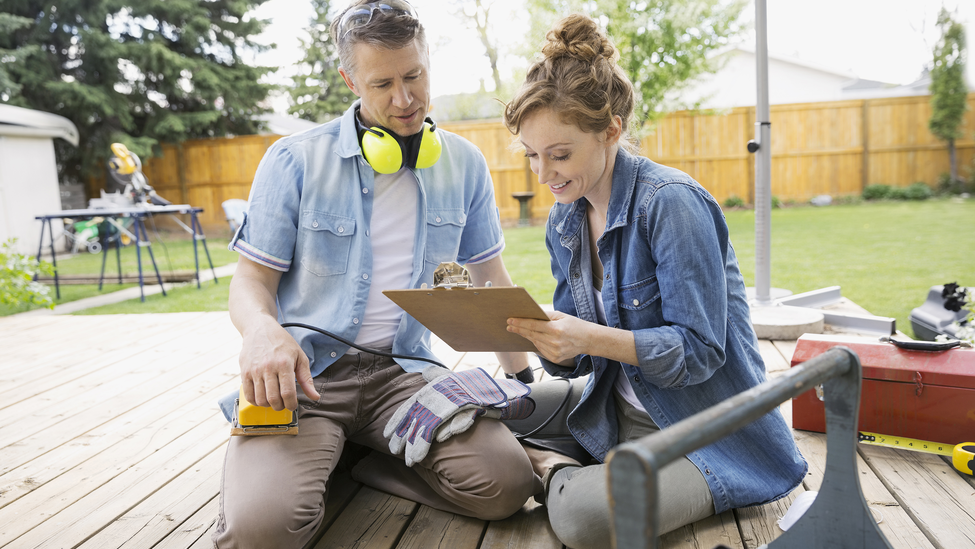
[745,286,794,303]
[750,304,825,340]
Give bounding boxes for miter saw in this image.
[106,142,172,207]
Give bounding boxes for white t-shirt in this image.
[351,168,417,351]
[592,286,648,413]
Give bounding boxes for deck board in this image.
[1,311,971,549]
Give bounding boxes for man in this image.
[213,2,541,547]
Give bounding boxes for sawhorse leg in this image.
[98,230,124,291]
[35,219,60,300]
[190,212,218,288]
[132,217,167,302]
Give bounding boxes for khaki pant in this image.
[213,353,540,549]
[544,391,715,549]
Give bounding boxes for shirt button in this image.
[606,273,610,279]
[338,226,344,233]
[435,216,442,223]
[632,299,639,306]
[362,273,368,280]
[330,351,337,357]
[353,318,359,324]
[366,230,370,236]
[633,375,639,383]
[312,220,319,228]
[362,188,369,194]
[572,272,580,278]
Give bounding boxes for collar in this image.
[557,148,637,240]
[335,100,366,159]
[604,148,637,232]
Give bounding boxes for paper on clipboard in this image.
[383,286,549,352]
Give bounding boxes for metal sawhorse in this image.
[35,204,217,302]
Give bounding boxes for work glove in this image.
[384,366,535,466]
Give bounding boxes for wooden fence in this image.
[100,93,974,228]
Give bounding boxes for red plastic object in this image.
[791,334,975,445]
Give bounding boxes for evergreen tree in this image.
[0,0,275,185]
[928,7,968,183]
[288,0,356,122]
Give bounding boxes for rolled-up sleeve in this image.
[456,149,504,265]
[229,144,303,272]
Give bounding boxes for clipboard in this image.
[383,286,549,352]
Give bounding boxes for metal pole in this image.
[754,0,773,305]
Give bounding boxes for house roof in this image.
[727,45,859,80]
[0,104,79,146]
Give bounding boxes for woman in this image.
[503,14,806,549]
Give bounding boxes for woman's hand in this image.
[508,310,640,367]
[507,310,595,365]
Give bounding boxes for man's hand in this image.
[239,317,319,411]
[229,257,321,412]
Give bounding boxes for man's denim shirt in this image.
[540,149,806,514]
[230,102,504,377]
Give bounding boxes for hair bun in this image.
[541,13,617,64]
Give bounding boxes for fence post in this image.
[176,142,189,205]
[861,99,870,192]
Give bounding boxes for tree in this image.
[524,0,747,126]
[288,0,357,122]
[928,7,968,183]
[449,0,503,94]
[0,0,275,185]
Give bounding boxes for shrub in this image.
[770,195,782,208]
[939,170,973,195]
[1,239,55,310]
[723,195,745,208]
[888,186,909,200]
[863,184,892,200]
[835,195,862,205]
[902,182,933,200]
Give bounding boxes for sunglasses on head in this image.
[337,0,419,40]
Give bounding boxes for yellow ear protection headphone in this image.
[359,116,443,174]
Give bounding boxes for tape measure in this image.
[858,432,975,475]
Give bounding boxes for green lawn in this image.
[9,200,972,341]
[0,233,238,316]
[503,198,975,339]
[74,277,232,315]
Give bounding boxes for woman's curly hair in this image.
[504,14,637,151]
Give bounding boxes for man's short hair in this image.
[330,1,427,80]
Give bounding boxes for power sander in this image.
[230,387,299,436]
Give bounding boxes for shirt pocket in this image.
[617,276,663,326]
[423,209,466,267]
[299,211,356,277]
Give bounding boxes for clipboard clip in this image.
[432,262,474,289]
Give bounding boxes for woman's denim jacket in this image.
[540,148,806,513]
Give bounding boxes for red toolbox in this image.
[791,334,975,445]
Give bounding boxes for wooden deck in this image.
[1,309,973,549]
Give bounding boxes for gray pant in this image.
[513,379,715,549]
[213,354,539,549]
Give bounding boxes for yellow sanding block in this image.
[231,388,298,436]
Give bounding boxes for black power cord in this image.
[280,322,573,438]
